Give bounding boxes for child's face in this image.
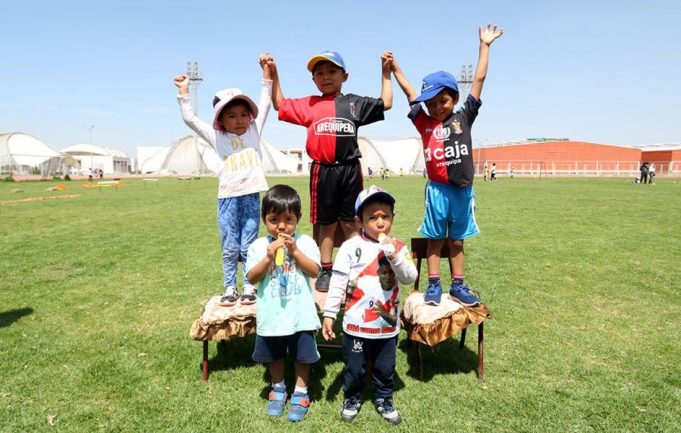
[219,104,251,135]
[264,209,299,238]
[312,62,348,96]
[356,202,393,240]
[424,90,458,122]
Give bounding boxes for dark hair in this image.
[261,185,302,221]
[357,195,394,220]
[311,60,345,75]
[442,88,459,100]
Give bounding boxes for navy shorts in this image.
[252,331,320,364]
[309,160,363,224]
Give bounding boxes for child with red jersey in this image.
[391,24,504,306]
[322,185,417,424]
[267,51,393,292]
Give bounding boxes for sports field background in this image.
[1,176,679,432]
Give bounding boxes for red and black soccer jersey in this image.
[408,94,481,187]
[279,94,384,163]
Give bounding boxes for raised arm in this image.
[390,56,418,103]
[380,51,393,111]
[469,23,504,101]
[174,74,215,145]
[255,53,273,133]
[267,56,284,110]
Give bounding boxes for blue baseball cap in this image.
[307,51,346,72]
[412,71,459,103]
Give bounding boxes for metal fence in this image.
[474,160,677,177]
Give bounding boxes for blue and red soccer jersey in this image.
[409,94,481,187]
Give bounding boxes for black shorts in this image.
[309,160,363,225]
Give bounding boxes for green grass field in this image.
[1,176,680,433]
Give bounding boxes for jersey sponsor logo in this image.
[433,125,450,141]
[424,141,470,162]
[313,117,356,136]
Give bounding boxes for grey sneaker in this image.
[374,398,401,425]
[315,268,332,292]
[340,397,362,422]
[240,284,256,305]
[219,286,239,306]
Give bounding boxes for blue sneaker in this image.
[424,281,443,305]
[266,384,287,416]
[287,392,310,422]
[449,283,480,306]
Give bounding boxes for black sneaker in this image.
[374,398,401,425]
[340,397,362,422]
[240,284,256,305]
[315,268,332,292]
[219,286,239,307]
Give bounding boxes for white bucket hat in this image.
[212,88,258,130]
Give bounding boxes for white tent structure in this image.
[358,136,425,175]
[138,135,299,175]
[0,132,77,177]
[261,139,299,174]
[138,135,217,175]
[61,144,131,175]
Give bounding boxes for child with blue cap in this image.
[390,24,504,306]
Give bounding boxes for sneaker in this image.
[219,286,239,307]
[266,384,287,416]
[340,397,362,422]
[287,392,310,422]
[449,283,480,306]
[315,268,332,292]
[424,280,443,305]
[240,284,256,305]
[374,398,401,425]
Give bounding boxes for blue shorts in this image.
[419,181,480,240]
[252,331,320,364]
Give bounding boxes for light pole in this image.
[457,64,473,108]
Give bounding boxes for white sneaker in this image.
[219,286,239,306]
[240,284,256,305]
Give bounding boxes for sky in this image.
[2,0,680,157]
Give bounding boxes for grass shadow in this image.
[205,333,257,373]
[398,335,479,381]
[0,307,33,328]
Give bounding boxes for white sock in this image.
[294,385,308,395]
[273,380,285,389]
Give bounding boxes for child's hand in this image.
[479,23,504,46]
[173,74,189,89]
[266,235,286,259]
[322,317,336,341]
[282,233,298,257]
[378,233,398,258]
[381,51,394,73]
[258,52,271,69]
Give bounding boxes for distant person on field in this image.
[483,162,489,182]
[367,166,373,179]
[639,161,649,185]
[268,50,393,292]
[490,162,497,181]
[174,53,273,306]
[390,23,504,306]
[245,185,321,422]
[322,185,417,425]
[510,166,515,178]
[648,162,656,184]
